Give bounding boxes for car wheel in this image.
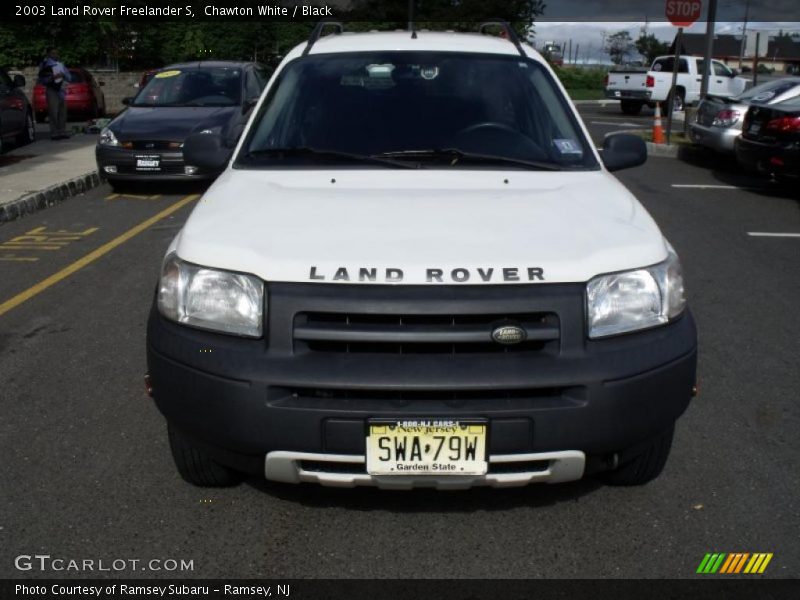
[668,90,685,113]
[16,111,35,146]
[620,100,644,116]
[167,424,244,487]
[602,425,675,486]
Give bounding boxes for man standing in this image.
[37,47,71,140]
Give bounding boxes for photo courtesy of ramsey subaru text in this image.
[96,61,271,188]
[146,22,697,490]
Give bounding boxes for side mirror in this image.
[121,96,135,106]
[12,74,26,88]
[601,133,647,172]
[183,133,232,172]
[730,69,739,77]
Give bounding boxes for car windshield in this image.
[735,79,800,104]
[237,52,597,170]
[133,67,242,107]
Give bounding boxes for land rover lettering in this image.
[308,266,546,283]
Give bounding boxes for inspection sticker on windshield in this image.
[155,70,181,79]
[553,139,583,156]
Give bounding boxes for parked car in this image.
[96,61,270,188]
[147,26,697,489]
[0,67,35,151]
[736,94,800,181]
[606,55,748,115]
[33,67,107,121]
[690,77,800,153]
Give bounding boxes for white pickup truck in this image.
[605,55,748,115]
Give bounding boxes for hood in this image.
[111,105,238,141]
[174,169,668,285]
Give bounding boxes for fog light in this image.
[103,165,117,174]
[184,166,198,175]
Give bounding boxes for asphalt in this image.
[0,107,798,579]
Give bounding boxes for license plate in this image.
[136,155,160,170]
[614,90,621,97]
[749,123,761,135]
[366,419,487,476]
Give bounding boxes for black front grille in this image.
[288,387,568,402]
[126,140,181,150]
[293,312,559,355]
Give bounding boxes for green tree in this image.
[635,33,669,65]
[605,30,633,65]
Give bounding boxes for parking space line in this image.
[0,194,200,318]
[590,121,642,128]
[747,232,800,238]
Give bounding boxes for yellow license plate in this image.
[366,420,487,476]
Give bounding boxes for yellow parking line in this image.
[0,194,199,318]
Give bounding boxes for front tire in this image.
[17,111,35,146]
[167,425,244,487]
[667,90,685,113]
[603,426,675,486]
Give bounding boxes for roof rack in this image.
[302,20,344,57]
[478,20,526,58]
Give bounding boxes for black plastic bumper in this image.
[735,137,800,179]
[146,283,697,475]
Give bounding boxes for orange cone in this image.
[652,102,665,144]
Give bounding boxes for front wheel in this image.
[602,426,675,486]
[17,111,35,146]
[167,425,244,487]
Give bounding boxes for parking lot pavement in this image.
[0,143,798,578]
[577,102,685,146]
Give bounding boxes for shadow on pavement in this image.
[107,180,213,197]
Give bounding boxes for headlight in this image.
[586,244,686,338]
[157,254,264,337]
[99,127,120,146]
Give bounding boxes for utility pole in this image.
[699,0,718,100]
[739,0,750,69]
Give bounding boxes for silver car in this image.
[690,77,800,153]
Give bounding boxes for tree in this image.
[635,33,669,65]
[605,30,633,65]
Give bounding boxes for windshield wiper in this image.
[376,148,563,171]
[240,147,419,169]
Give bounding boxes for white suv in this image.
[146,23,697,490]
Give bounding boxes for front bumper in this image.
[689,123,741,153]
[146,283,698,486]
[95,145,217,181]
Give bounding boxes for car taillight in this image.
[603,74,609,87]
[765,115,800,132]
[712,109,741,127]
[646,75,655,88]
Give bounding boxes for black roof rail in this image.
[303,20,344,57]
[478,20,526,58]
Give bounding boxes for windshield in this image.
[735,79,800,104]
[133,67,242,107]
[237,52,597,170]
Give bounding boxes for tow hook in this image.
[144,373,154,398]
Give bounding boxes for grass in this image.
[567,89,606,101]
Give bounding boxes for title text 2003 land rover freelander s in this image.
[146,23,697,490]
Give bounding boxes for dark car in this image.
[96,61,270,187]
[736,94,800,181]
[0,67,35,151]
[33,67,107,121]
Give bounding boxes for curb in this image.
[0,170,101,224]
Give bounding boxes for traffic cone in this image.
[652,102,665,144]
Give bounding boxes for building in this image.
[670,32,800,74]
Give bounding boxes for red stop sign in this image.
[665,0,702,27]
